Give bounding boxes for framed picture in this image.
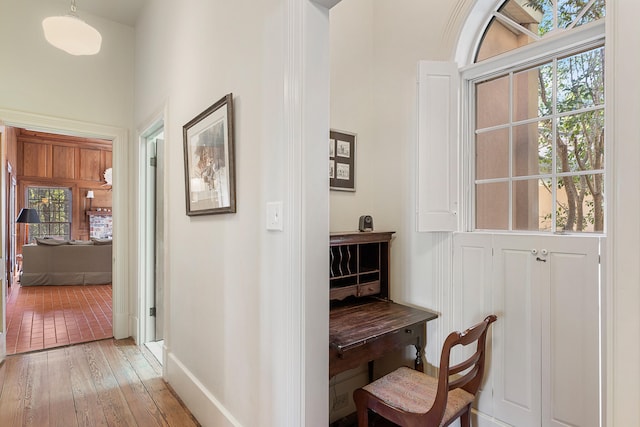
[183,93,236,215]
[329,129,356,191]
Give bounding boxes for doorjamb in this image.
[137,115,165,346]
[136,105,168,371]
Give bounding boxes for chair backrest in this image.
[431,315,497,420]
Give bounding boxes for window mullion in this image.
[551,58,558,233]
[508,71,514,231]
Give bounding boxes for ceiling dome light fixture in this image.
[42,0,102,56]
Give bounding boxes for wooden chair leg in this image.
[356,407,369,427]
[460,405,471,427]
[353,390,369,427]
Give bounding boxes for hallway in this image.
[0,338,200,426]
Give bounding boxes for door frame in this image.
[138,117,165,347]
[0,127,6,362]
[0,108,131,340]
[136,106,167,360]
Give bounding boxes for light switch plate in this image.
[266,201,283,231]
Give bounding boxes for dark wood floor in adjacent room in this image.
[0,338,200,427]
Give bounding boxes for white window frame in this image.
[459,20,606,233]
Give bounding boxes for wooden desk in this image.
[329,299,438,378]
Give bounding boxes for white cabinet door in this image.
[492,235,542,427]
[492,234,601,427]
[542,236,601,427]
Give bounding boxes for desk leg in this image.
[414,335,424,372]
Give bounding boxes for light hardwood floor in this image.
[0,338,200,427]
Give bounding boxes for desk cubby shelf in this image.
[329,231,394,302]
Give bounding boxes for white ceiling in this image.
[53,0,148,27]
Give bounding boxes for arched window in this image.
[469,0,605,233]
[477,0,605,61]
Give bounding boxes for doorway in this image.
[141,123,165,364]
[3,126,115,355]
[0,110,129,359]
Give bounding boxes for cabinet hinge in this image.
[150,307,156,317]
[150,157,157,167]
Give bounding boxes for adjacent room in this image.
[4,128,113,354]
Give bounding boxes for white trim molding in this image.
[311,0,342,9]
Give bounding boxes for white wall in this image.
[0,0,135,128]
[135,2,263,423]
[134,0,329,426]
[329,0,375,230]
[329,0,474,366]
[607,1,640,424]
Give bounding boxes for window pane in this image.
[512,178,551,231]
[575,0,606,27]
[513,120,553,176]
[499,0,548,36]
[557,47,605,113]
[557,109,604,173]
[558,0,584,28]
[472,2,606,234]
[556,173,604,232]
[476,1,605,63]
[559,0,606,29]
[27,187,72,240]
[476,128,509,180]
[476,75,510,129]
[513,63,552,121]
[475,16,537,61]
[476,182,509,230]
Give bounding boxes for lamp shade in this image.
[16,208,41,224]
[86,190,95,199]
[42,14,102,56]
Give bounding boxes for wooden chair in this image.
[353,315,497,427]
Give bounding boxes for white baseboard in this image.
[129,315,139,343]
[0,332,5,361]
[329,364,368,423]
[113,312,129,339]
[473,410,513,427]
[166,351,242,427]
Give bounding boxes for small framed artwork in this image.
[183,93,236,215]
[329,129,356,191]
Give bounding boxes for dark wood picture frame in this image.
[329,129,356,191]
[183,93,236,215]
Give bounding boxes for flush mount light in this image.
[42,0,102,56]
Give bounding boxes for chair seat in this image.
[363,367,475,425]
